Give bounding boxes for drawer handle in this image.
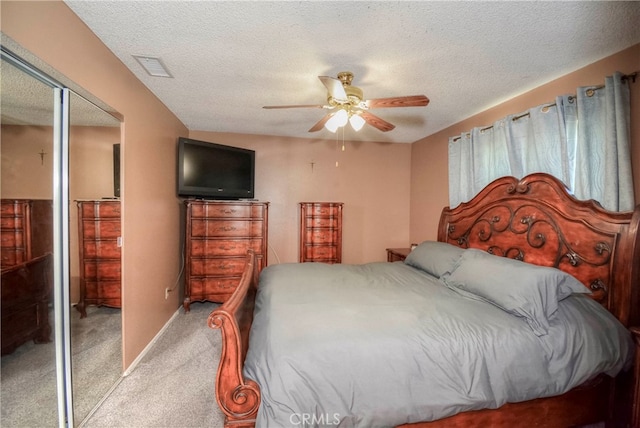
[221,209,237,214]
[219,245,237,251]
[218,226,237,232]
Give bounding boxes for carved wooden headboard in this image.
[437,173,640,327]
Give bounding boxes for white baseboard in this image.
[123,308,181,377]
[78,307,182,427]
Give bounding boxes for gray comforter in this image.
[243,261,633,428]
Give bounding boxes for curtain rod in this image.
[452,71,638,142]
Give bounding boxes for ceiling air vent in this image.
[132,55,173,78]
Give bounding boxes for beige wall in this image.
[1,124,119,302]
[410,43,640,243]
[188,132,412,264]
[1,125,54,199]
[2,1,188,369]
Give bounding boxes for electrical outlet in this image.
[165,288,170,300]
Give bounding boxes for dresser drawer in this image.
[304,229,338,244]
[83,240,121,259]
[303,245,337,260]
[190,238,262,257]
[190,257,246,276]
[1,230,25,247]
[190,203,265,219]
[303,204,341,217]
[1,252,26,267]
[83,260,121,280]
[82,219,121,239]
[188,277,239,296]
[79,201,120,218]
[304,217,338,228]
[190,219,264,238]
[0,216,25,229]
[0,201,28,216]
[83,280,121,302]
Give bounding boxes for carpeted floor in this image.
[1,305,122,428]
[82,302,225,428]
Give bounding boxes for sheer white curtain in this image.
[448,72,634,211]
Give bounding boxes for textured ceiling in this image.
[62,1,640,144]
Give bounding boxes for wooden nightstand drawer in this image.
[386,248,411,262]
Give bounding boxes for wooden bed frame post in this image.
[208,250,261,428]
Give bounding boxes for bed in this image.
[209,173,640,428]
[1,252,53,356]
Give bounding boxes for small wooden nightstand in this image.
[386,248,411,262]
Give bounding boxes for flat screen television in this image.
[177,137,255,199]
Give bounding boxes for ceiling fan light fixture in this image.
[349,113,365,131]
[325,108,348,132]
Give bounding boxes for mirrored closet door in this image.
[1,46,123,427]
[0,50,60,428]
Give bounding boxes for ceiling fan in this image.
[263,71,429,133]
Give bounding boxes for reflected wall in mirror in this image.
[0,51,123,426]
[68,91,122,424]
[1,53,58,427]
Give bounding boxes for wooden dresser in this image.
[1,199,53,268]
[76,200,121,318]
[183,200,268,311]
[299,202,343,263]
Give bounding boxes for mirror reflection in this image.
[0,54,123,426]
[1,55,58,427]
[68,91,122,424]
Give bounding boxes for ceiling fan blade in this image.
[365,95,430,109]
[360,111,396,132]
[308,113,332,132]
[263,104,325,109]
[318,76,348,101]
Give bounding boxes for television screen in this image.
[177,137,255,199]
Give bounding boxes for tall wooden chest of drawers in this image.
[183,200,268,311]
[299,202,343,263]
[1,199,32,268]
[1,199,53,269]
[76,200,121,318]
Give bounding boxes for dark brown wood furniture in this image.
[209,173,640,428]
[1,253,53,355]
[1,199,53,268]
[76,200,121,318]
[299,202,343,263]
[386,247,411,262]
[183,200,268,311]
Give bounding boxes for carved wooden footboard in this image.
[208,173,640,428]
[208,250,261,427]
